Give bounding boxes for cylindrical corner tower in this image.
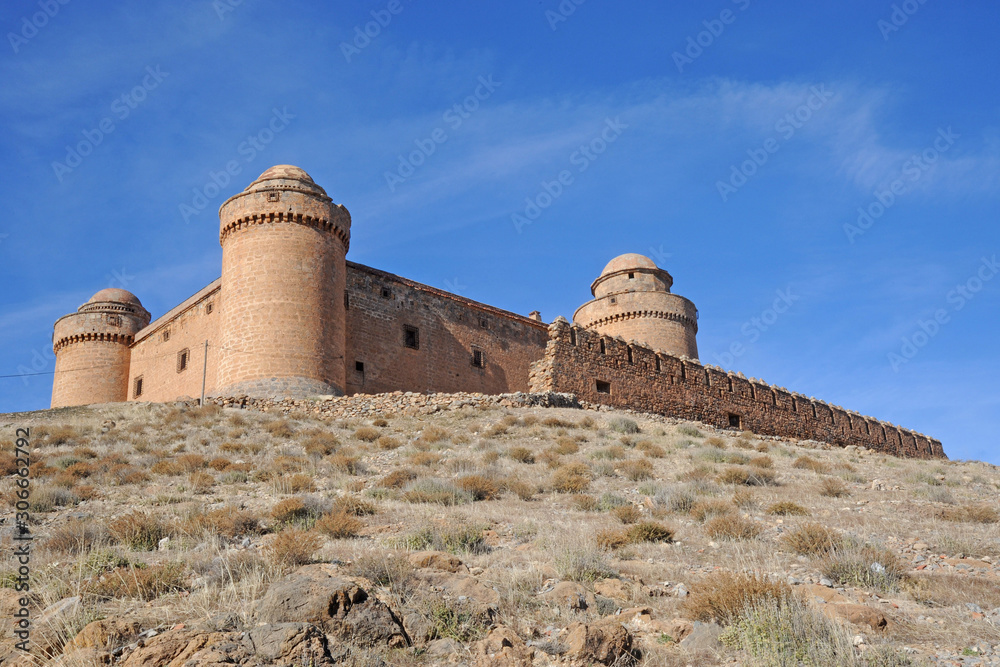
[51,289,151,408]
[574,253,699,359]
[216,165,351,398]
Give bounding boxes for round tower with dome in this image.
[215,165,352,397]
[573,253,699,359]
[51,288,151,407]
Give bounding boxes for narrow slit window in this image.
[162,329,170,342]
[595,380,611,394]
[133,376,143,398]
[570,329,577,346]
[599,339,606,354]
[655,357,661,372]
[205,302,214,315]
[627,347,634,364]
[177,349,189,373]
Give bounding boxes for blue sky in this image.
[1,1,997,463]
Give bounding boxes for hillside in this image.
[1,394,998,666]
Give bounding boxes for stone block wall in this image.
[127,282,221,403]
[529,319,945,458]
[344,263,549,396]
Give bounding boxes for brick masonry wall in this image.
[344,263,550,396]
[574,290,699,359]
[530,319,945,459]
[127,286,221,403]
[51,339,132,407]
[216,185,349,398]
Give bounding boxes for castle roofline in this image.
[347,262,549,331]
[133,278,221,344]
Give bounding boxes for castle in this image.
[50,165,944,459]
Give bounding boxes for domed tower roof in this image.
[86,288,144,308]
[600,253,659,276]
[590,253,673,296]
[243,164,329,198]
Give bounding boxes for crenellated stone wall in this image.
[529,319,945,459]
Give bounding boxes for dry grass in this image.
[936,503,999,524]
[817,477,849,498]
[353,427,381,442]
[620,458,654,481]
[767,501,809,516]
[780,523,843,556]
[704,514,763,541]
[682,571,791,624]
[266,529,321,568]
[792,455,829,473]
[315,511,364,539]
[508,446,535,464]
[551,462,591,493]
[456,475,501,501]
[108,511,166,551]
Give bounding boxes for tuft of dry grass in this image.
[265,419,294,438]
[705,514,763,541]
[636,440,666,458]
[691,499,733,522]
[612,505,641,524]
[572,494,599,511]
[508,446,535,464]
[937,503,999,524]
[767,501,809,516]
[792,456,829,473]
[266,529,321,568]
[303,432,340,456]
[817,477,849,498]
[819,542,905,593]
[380,469,419,489]
[456,475,501,501]
[620,458,654,481]
[109,511,166,551]
[596,521,673,550]
[717,465,776,486]
[682,571,792,624]
[376,435,402,450]
[780,523,842,556]
[270,497,313,524]
[183,507,262,539]
[88,563,188,601]
[551,462,591,493]
[552,437,580,455]
[354,427,381,442]
[315,511,363,539]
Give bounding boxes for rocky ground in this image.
[0,392,998,666]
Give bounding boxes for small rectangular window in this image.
[134,376,144,398]
[599,339,606,354]
[472,349,485,368]
[381,287,392,299]
[106,314,122,327]
[655,356,661,372]
[570,329,577,346]
[728,414,741,428]
[479,318,489,329]
[267,191,280,202]
[595,380,611,394]
[404,325,419,349]
[627,347,634,364]
[177,349,190,373]
[162,329,170,342]
[609,297,617,304]
[205,302,214,315]
[355,361,365,373]
[628,272,635,279]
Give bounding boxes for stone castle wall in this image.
[344,263,549,395]
[529,319,945,459]
[127,281,221,403]
[51,338,132,407]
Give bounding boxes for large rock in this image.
[257,564,408,647]
[539,581,595,611]
[411,569,500,609]
[822,603,888,631]
[678,621,724,652]
[472,626,534,666]
[121,623,333,666]
[407,551,468,573]
[620,607,693,642]
[565,619,633,665]
[70,617,142,650]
